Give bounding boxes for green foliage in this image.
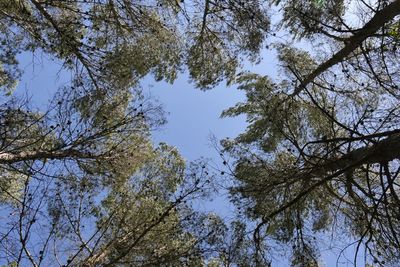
[0,170,25,204]
[273,0,346,39]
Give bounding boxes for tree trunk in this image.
[311,133,400,177]
[293,0,400,95]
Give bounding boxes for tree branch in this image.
[292,0,400,96]
[0,149,97,164]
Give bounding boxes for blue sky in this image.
[146,77,247,161]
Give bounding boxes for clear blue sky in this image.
[146,77,247,161]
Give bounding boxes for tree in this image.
[222,0,400,265]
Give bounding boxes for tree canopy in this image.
[221,0,400,266]
[1,0,400,266]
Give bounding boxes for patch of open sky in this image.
[15,50,71,109]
